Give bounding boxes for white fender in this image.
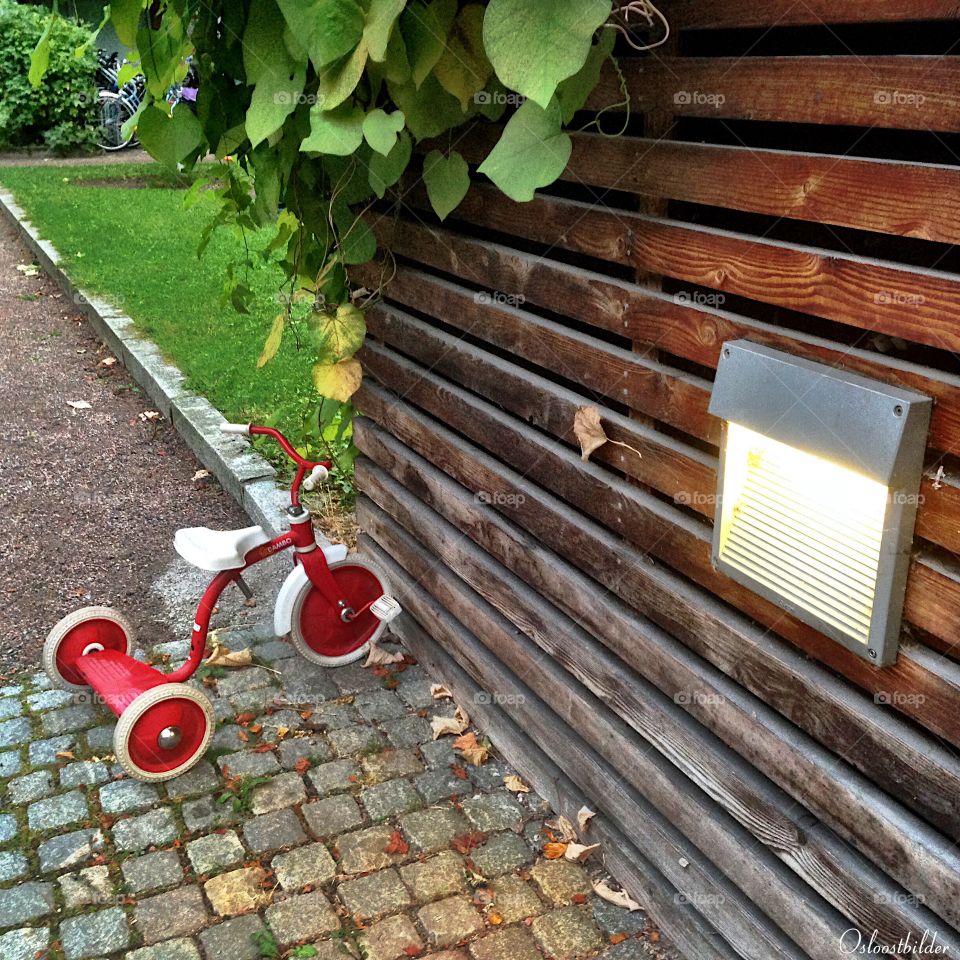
[273,543,348,637]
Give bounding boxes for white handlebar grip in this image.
[302,465,329,492]
[220,423,251,435]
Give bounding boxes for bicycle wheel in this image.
[96,90,135,151]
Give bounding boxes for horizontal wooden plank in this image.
[668,0,960,28]
[357,459,960,935]
[588,56,960,131]
[356,493,835,959]
[454,129,960,245]
[366,577,746,960]
[354,381,960,749]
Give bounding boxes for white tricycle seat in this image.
[174,525,271,571]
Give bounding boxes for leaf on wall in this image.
[422,150,470,221]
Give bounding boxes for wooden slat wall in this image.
[354,9,960,959]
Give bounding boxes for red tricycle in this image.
[43,423,400,782]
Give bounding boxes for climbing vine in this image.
[32,1,667,425]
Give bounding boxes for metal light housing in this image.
[709,341,931,666]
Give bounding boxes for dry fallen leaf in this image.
[453,731,490,766]
[431,706,470,740]
[17,263,40,277]
[543,842,568,860]
[573,405,642,464]
[364,643,405,667]
[205,645,253,668]
[99,356,117,368]
[430,684,453,700]
[138,410,161,422]
[592,879,642,912]
[66,400,92,411]
[192,469,211,482]
[546,815,578,843]
[504,774,530,793]
[565,842,601,863]
[577,805,596,834]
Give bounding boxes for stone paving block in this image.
[0,750,21,778]
[0,927,50,960]
[0,717,31,747]
[182,795,240,832]
[85,723,114,752]
[362,777,422,820]
[472,831,534,877]
[354,690,408,722]
[165,760,218,799]
[415,766,473,804]
[257,709,304,741]
[243,809,307,855]
[38,827,103,872]
[27,788,88,830]
[532,906,604,958]
[462,792,526,833]
[186,830,245,875]
[328,724,385,757]
[400,806,471,854]
[531,860,592,905]
[420,739,457,769]
[469,761,511,793]
[27,690,72,712]
[360,914,424,960]
[7,769,54,804]
[302,794,363,838]
[254,638,296,663]
[136,885,210,943]
[215,666,274,699]
[217,749,280,779]
[0,881,55,927]
[382,714,432,749]
[0,850,28,882]
[60,760,111,788]
[277,661,340,700]
[198,913,265,960]
[335,825,406,873]
[29,734,76,766]
[0,814,16,844]
[470,925,544,960]
[228,687,276,714]
[41,702,98,736]
[308,701,359,730]
[401,850,466,902]
[125,938,202,960]
[58,864,112,908]
[152,639,192,661]
[307,759,361,796]
[211,697,236,722]
[592,898,649,937]
[61,906,130,960]
[418,895,484,947]
[338,867,411,919]
[250,772,307,815]
[99,778,159,814]
[29,672,52,691]
[122,850,183,894]
[0,685,22,698]
[265,890,340,945]
[0,698,22,721]
[490,876,546,923]
[277,734,332,769]
[361,748,424,784]
[396,675,436,709]
[204,866,271,916]
[113,807,178,852]
[329,662,384,695]
[210,724,248,753]
[272,841,337,890]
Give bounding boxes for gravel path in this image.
[0,219,264,676]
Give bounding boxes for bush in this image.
[0,1,98,153]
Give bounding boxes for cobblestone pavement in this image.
[0,614,677,960]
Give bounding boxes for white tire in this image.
[43,606,134,691]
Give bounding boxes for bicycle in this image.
[44,423,401,782]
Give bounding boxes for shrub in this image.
[0,1,97,152]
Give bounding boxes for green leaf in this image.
[110,0,144,48]
[433,4,490,111]
[276,0,364,70]
[301,102,365,155]
[363,0,405,62]
[555,28,615,124]
[312,357,363,402]
[310,303,367,360]
[401,0,457,88]
[258,313,286,367]
[368,130,412,197]
[28,9,54,89]
[245,60,306,148]
[362,108,405,156]
[477,97,571,201]
[483,0,612,109]
[388,73,466,141]
[243,0,287,84]
[137,104,203,168]
[333,200,377,263]
[315,42,368,110]
[423,150,470,221]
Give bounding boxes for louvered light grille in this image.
[717,423,888,647]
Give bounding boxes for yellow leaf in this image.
[312,357,363,402]
[573,405,642,464]
[257,313,285,368]
[310,303,366,360]
[431,705,470,739]
[543,842,568,860]
[504,774,529,793]
[453,730,490,765]
[205,645,253,668]
[565,842,600,863]
[488,912,503,925]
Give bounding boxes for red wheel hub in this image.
[125,696,209,775]
[56,619,128,687]
[298,563,383,658]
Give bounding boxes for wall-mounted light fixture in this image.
[709,341,931,666]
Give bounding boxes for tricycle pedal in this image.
[371,595,402,623]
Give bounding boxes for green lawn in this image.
[0,162,318,441]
